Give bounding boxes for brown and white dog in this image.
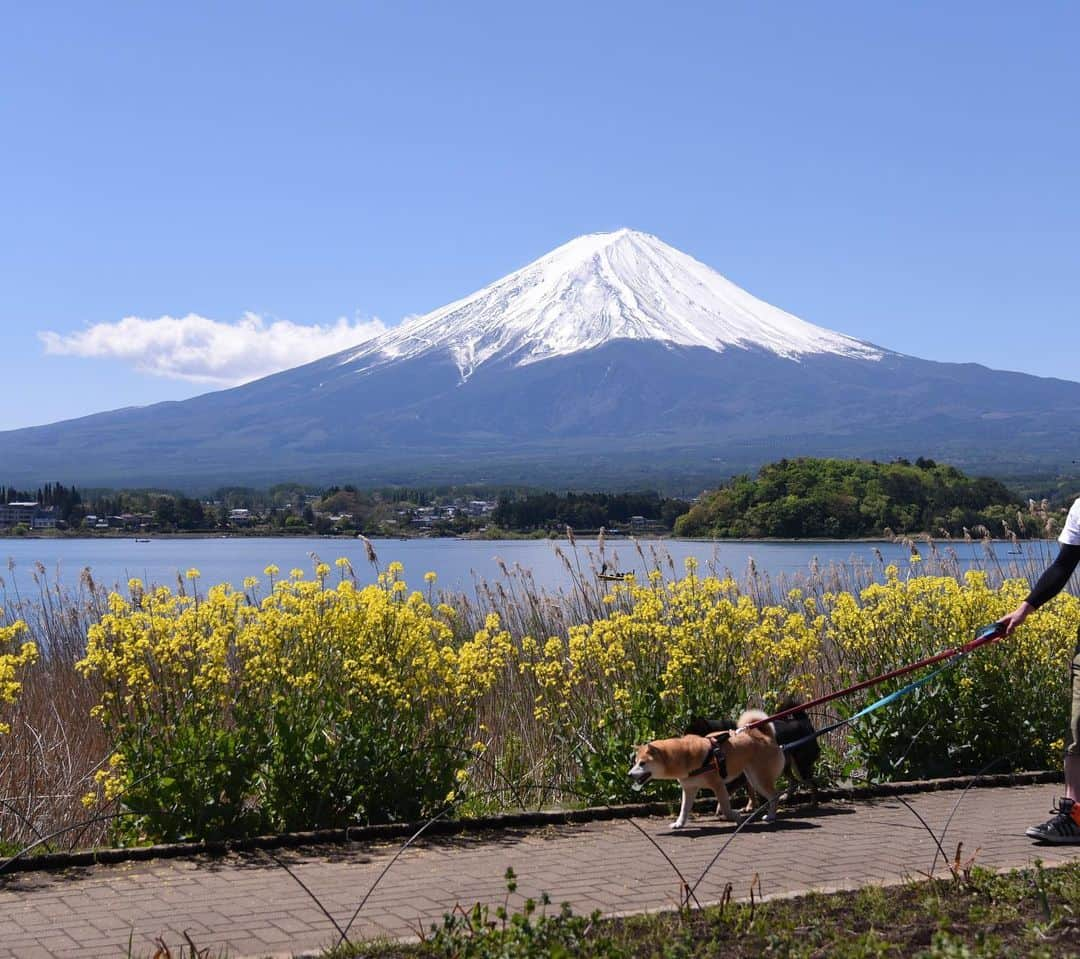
[627,710,785,829]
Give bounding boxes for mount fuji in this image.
[3,229,1079,489]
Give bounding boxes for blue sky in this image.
[1,1,1076,431]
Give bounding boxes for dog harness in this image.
[688,733,729,779]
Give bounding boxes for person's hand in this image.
[999,601,1033,636]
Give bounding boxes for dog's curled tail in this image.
[736,709,775,740]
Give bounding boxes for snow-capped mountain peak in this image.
[341,229,883,381]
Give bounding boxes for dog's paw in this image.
[670,820,686,830]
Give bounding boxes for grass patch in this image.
[332,862,1080,958]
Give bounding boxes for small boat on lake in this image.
[597,562,630,581]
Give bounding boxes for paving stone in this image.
[1,784,1079,958]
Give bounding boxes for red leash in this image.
[742,621,1007,731]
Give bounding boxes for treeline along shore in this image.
[1,458,1076,541]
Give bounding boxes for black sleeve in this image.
[1025,543,1080,609]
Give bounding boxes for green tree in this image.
[676,457,1022,539]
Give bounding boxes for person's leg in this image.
[1026,626,1080,842]
[1066,624,1080,801]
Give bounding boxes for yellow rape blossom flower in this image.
[75,562,515,838]
[0,621,37,735]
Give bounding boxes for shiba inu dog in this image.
[685,699,821,806]
[627,710,785,829]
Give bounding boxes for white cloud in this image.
[39,312,386,385]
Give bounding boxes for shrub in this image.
[519,559,824,804]
[827,568,1076,779]
[77,563,511,841]
[518,561,1077,802]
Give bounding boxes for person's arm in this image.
[1000,543,1080,634]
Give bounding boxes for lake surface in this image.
[0,535,1049,599]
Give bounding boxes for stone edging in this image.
[0,769,1062,876]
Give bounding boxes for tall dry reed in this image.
[1,564,110,850]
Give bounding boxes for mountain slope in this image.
[2,230,1078,489]
[338,229,882,380]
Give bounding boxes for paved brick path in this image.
[2,783,1079,959]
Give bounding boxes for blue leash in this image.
[778,623,1003,753]
[781,661,953,753]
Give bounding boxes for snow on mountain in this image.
[339,229,884,382]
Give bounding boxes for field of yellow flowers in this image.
[1,543,1077,846]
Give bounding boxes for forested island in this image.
[675,457,1039,539]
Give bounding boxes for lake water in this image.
[0,535,1048,599]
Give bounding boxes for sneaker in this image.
[1025,797,1080,844]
